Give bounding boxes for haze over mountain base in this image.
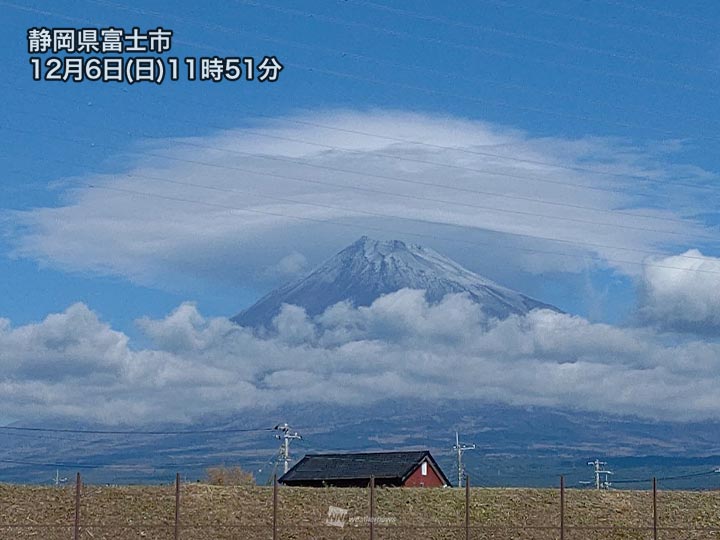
[3,400,719,488]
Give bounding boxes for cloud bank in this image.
[1,291,718,425]
[7,110,716,291]
[639,249,720,333]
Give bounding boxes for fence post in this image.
[369,475,375,540]
[465,474,470,540]
[653,477,657,540]
[272,474,278,540]
[174,472,181,540]
[559,475,565,540]
[73,472,81,540]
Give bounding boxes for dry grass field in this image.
[1,482,719,539]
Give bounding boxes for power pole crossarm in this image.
[453,431,476,488]
[587,459,613,490]
[274,423,302,475]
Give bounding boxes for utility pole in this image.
[54,469,67,486]
[453,431,476,488]
[587,459,613,490]
[274,423,302,475]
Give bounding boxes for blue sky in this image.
[2,0,720,331]
[1,1,720,423]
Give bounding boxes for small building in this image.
[278,450,450,488]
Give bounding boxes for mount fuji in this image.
[232,236,560,328]
[9,239,720,487]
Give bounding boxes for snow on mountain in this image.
[232,236,560,328]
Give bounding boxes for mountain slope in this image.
[5,401,720,486]
[233,236,560,328]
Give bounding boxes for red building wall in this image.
[402,460,446,487]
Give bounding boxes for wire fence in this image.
[1,473,720,539]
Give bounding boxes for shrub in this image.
[205,466,256,486]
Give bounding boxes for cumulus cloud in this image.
[265,252,308,279]
[6,110,716,293]
[1,291,719,425]
[639,250,720,333]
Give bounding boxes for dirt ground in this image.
[1,482,719,539]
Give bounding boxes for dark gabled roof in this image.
[279,450,450,485]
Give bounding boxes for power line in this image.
[9,89,720,205]
[287,61,720,143]
[6,119,715,242]
[122,166,714,242]
[248,116,719,189]
[598,0,720,30]
[5,120,719,252]
[0,457,269,470]
[7,86,714,209]
[7,0,718,101]
[6,145,720,274]
[2,12,719,270]
[64,182,720,275]
[113,171,716,252]
[256,449,281,486]
[54,0,720,132]
[612,469,720,484]
[1,430,88,442]
[6,146,720,270]
[234,0,720,96]
[658,469,720,481]
[339,0,720,76]
[0,425,273,435]
[479,0,716,47]
[8,0,720,140]
[0,458,166,470]
[98,0,720,87]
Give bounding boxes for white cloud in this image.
[6,110,716,291]
[272,304,317,345]
[266,251,308,278]
[639,249,720,332]
[1,292,719,425]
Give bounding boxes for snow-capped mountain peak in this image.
[232,236,560,327]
